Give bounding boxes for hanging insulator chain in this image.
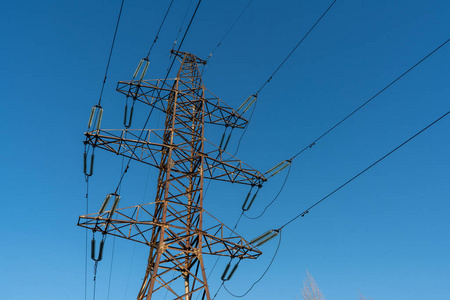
[242,186,261,211]
[250,229,280,247]
[83,151,95,177]
[219,132,226,149]
[221,260,240,281]
[123,101,135,128]
[91,236,105,262]
[219,127,233,151]
[237,94,257,114]
[87,105,103,131]
[264,159,291,178]
[133,58,150,81]
[98,193,121,216]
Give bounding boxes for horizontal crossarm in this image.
[77,203,261,260]
[116,80,248,129]
[85,129,266,186]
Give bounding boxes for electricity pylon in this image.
[79,51,266,300]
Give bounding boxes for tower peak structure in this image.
[79,51,266,300]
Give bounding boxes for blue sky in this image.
[1,1,449,299]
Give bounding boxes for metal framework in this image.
[79,51,266,300]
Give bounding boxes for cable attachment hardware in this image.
[242,185,261,211]
[133,58,150,81]
[123,99,135,128]
[87,105,103,131]
[98,193,121,216]
[221,260,240,281]
[91,235,105,262]
[83,151,95,177]
[237,94,257,114]
[264,159,291,179]
[250,229,280,247]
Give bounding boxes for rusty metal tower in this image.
[79,51,266,300]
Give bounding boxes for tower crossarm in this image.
[78,204,261,260]
[84,128,167,169]
[84,129,266,186]
[117,80,249,129]
[202,148,265,186]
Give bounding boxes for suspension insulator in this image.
[242,187,260,211]
[91,237,105,262]
[265,160,291,178]
[132,59,144,79]
[87,105,103,131]
[91,238,96,261]
[97,240,104,262]
[237,95,253,111]
[271,162,290,176]
[223,133,232,151]
[228,263,239,279]
[133,58,150,80]
[109,194,121,216]
[219,132,226,149]
[140,60,150,81]
[96,107,103,130]
[88,106,95,129]
[253,230,279,247]
[220,262,231,281]
[250,230,277,245]
[242,95,257,113]
[265,161,286,175]
[98,194,112,214]
[123,102,134,128]
[221,261,239,281]
[83,152,95,177]
[241,190,252,211]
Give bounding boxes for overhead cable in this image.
[146,0,175,59]
[289,37,450,161]
[206,0,253,63]
[278,110,450,230]
[240,37,450,219]
[233,0,337,155]
[172,0,194,51]
[256,0,337,95]
[97,0,126,106]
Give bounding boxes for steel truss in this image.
[79,51,266,300]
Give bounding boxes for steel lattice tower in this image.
[79,51,266,300]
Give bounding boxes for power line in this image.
[172,0,194,51]
[206,0,253,63]
[239,37,450,222]
[256,0,337,95]
[98,0,125,106]
[146,0,175,59]
[233,0,337,156]
[278,109,450,230]
[220,108,449,298]
[289,37,450,161]
[106,237,116,300]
